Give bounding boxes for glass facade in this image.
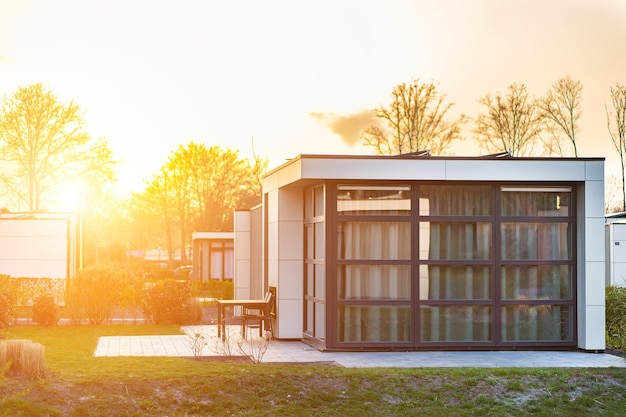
[331,183,576,348]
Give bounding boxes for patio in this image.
[93,325,626,368]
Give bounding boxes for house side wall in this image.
[266,187,304,339]
[605,222,626,287]
[234,211,251,299]
[579,162,606,350]
[0,218,70,278]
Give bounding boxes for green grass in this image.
[1,325,626,416]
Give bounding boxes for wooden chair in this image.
[240,292,273,339]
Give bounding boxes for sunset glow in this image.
[0,0,626,194]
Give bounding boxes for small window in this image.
[337,185,410,215]
[501,186,571,217]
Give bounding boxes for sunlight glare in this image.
[55,179,85,212]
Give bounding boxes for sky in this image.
[1,0,626,197]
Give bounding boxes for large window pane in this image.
[501,187,571,217]
[420,305,492,342]
[501,223,572,260]
[419,185,492,216]
[419,265,491,300]
[419,222,492,260]
[338,221,410,260]
[501,265,572,300]
[337,185,410,215]
[315,222,324,258]
[501,305,571,342]
[338,265,411,300]
[338,306,410,342]
[314,186,324,216]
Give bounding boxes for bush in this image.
[32,295,60,326]
[191,279,234,300]
[142,280,203,325]
[606,285,626,349]
[67,265,128,324]
[0,275,16,328]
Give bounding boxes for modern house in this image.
[234,154,606,352]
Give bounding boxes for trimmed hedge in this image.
[191,279,234,301]
[0,275,15,328]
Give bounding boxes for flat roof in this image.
[263,154,605,190]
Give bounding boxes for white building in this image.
[0,212,80,279]
[234,154,606,352]
[605,214,626,287]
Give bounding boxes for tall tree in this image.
[0,83,115,211]
[474,83,542,157]
[607,84,626,211]
[130,144,266,266]
[539,76,583,157]
[361,79,466,155]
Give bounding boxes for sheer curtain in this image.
[418,186,494,342]
[338,221,410,342]
[499,187,573,342]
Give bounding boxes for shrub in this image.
[0,275,15,328]
[67,265,128,324]
[32,295,60,326]
[606,285,626,349]
[142,280,203,325]
[119,275,146,322]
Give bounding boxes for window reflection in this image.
[337,185,410,215]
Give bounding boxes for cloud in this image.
[309,109,376,146]
[0,56,13,63]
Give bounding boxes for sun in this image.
[53,179,86,212]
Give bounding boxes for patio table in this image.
[216,299,270,340]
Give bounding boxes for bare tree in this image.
[605,174,625,214]
[539,76,583,157]
[361,79,466,155]
[474,83,542,157]
[607,84,626,212]
[0,83,115,211]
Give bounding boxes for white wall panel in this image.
[0,219,68,278]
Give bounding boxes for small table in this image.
[216,299,270,340]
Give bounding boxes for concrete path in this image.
[93,325,626,368]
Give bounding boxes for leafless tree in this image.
[605,174,625,214]
[607,84,626,211]
[538,76,583,157]
[361,79,466,155]
[474,83,542,157]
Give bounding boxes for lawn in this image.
[1,325,626,416]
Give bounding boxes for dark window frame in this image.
[325,180,577,350]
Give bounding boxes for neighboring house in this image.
[191,232,234,282]
[234,154,605,352]
[0,212,80,279]
[605,212,626,287]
